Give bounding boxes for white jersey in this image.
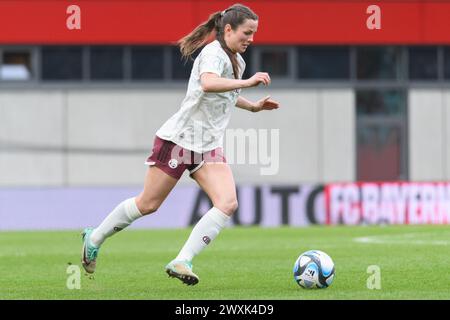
[156,40,246,153]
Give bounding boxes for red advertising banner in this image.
[325,182,450,225]
[0,1,449,45]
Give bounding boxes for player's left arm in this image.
[235,95,280,113]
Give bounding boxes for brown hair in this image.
[178,3,258,79]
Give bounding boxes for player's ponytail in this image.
[178,4,258,79]
[178,11,222,61]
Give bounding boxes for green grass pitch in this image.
[1,225,450,299]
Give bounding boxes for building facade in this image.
[1,0,450,187]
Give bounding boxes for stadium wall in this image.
[0,88,355,186]
[4,88,450,187]
[409,90,450,181]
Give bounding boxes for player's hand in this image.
[245,72,271,87]
[252,95,280,112]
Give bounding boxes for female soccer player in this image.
[81,3,279,285]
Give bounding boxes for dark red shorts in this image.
[145,136,226,180]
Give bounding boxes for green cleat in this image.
[165,260,199,286]
[81,228,100,274]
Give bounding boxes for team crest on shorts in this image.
[168,158,178,169]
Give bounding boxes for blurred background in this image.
[1,0,450,230]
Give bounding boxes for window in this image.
[131,46,164,80]
[42,46,83,80]
[260,48,289,77]
[356,90,408,181]
[444,46,450,80]
[171,46,193,80]
[1,44,447,85]
[298,46,349,79]
[357,90,405,116]
[90,46,123,80]
[409,46,437,80]
[357,47,402,80]
[0,50,32,81]
[240,46,252,79]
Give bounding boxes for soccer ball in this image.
[293,250,335,289]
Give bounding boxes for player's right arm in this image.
[200,72,271,93]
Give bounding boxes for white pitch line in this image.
[353,233,450,246]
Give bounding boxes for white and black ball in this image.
[293,250,335,289]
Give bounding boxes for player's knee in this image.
[216,199,238,216]
[140,203,159,215]
[136,198,160,215]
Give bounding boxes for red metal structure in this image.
[0,0,449,45]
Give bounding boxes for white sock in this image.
[90,197,142,247]
[175,207,230,262]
